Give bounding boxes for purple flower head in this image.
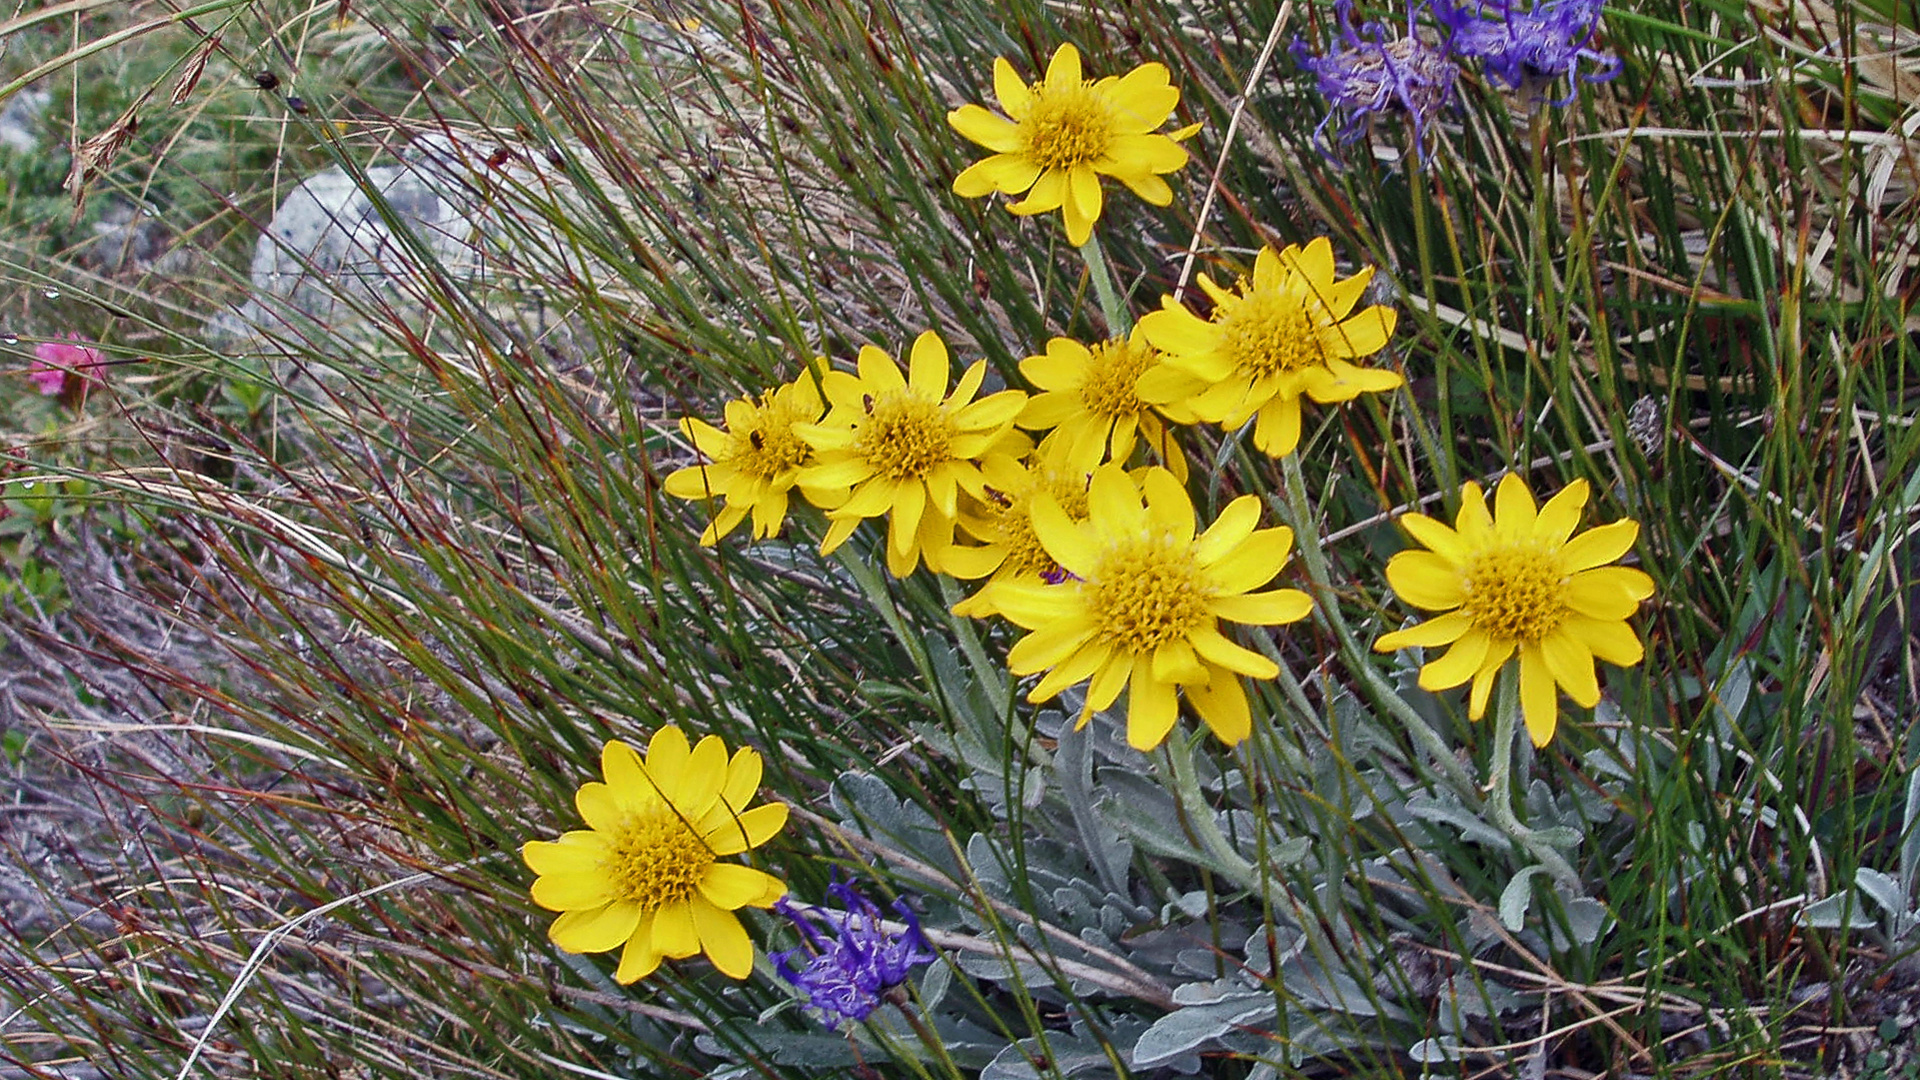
[772,878,935,1031]
[1292,0,1459,161]
[28,334,106,399]
[1436,0,1620,96]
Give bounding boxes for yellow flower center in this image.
[1090,537,1208,654]
[728,392,812,479]
[1218,288,1325,379]
[1021,82,1114,171]
[988,474,1091,578]
[1079,338,1153,420]
[1461,544,1570,642]
[857,391,957,480]
[605,810,715,912]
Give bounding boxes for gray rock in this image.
[0,87,48,154]
[214,133,613,358]
[82,200,188,276]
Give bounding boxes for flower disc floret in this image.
[795,331,1027,577]
[1372,474,1655,745]
[949,43,1200,246]
[948,453,1092,618]
[522,728,789,983]
[1137,238,1401,458]
[991,465,1313,750]
[1017,330,1192,475]
[663,372,827,545]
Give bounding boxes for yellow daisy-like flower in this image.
[1017,330,1193,477]
[948,43,1199,247]
[992,465,1313,750]
[1136,237,1400,458]
[946,451,1092,618]
[1372,475,1656,746]
[662,371,828,545]
[523,729,788,983]
[796,331,1027,577]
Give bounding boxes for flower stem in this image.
[1078,234,1132,336]
[1272,452,1478,799]
[1162,732,1258,890]
[1486,675,1580,887]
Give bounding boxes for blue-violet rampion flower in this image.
[1435,0,1620,98]
[1292,0,1459,161]
[772,879,935,1030]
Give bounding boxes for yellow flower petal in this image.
[1190,626,1279,678]
[521,831,608,877]
[1010,168,1068,214]
[1207,588,1312,626]
[856,343,906,393]
[954,153,1040,197]
[1540,629,1600,707]
[531,869,616,912]
[549,901,643,954]
[1399,513,1468,561]
[1126,659,1181,750]
[1518,644,1560,746]
[1493,473,1539,540]
[1086,654,1131,713]
[614,915,662,983]
[651,900,700,959]
[1250,396,1303,457]
[1137,304,1218,358]
[1532,479,1590,546]
[1561,519,1640,572]
[1187,673,1253,745]
[720,746,763,811]
[646,726,692,783]
[993,56,1033,116]
[948,103,1023,152]
[908,330,949,400]
[1384,550,1467,611]
[1564,566,1654,620]
[691,897,754,979]
[1418,629,1492,691]
[1150,639,1209,684]
[992,580,1079,629]
[1029,640,1111,702]
[704,801,789,856]
[673,734,729,820]
[1374,610,1474,651]
[1453,482,1493,537]
[1045,42,1082,87]
[574,782,624,833]
[1008,611,1098,672]
[1566,615,1645,666]
[1193,496,1266,565]
[1202,531,1290,594]
[699,863,786,912]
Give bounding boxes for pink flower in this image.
[29,334,106,398]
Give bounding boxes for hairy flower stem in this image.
[938,576,1014,716]
[1487,676,1580,887]
[1162,732,1259,889]
[1273,452,1478,799]
[1079,235,1132,336]
[839,548,939,694]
